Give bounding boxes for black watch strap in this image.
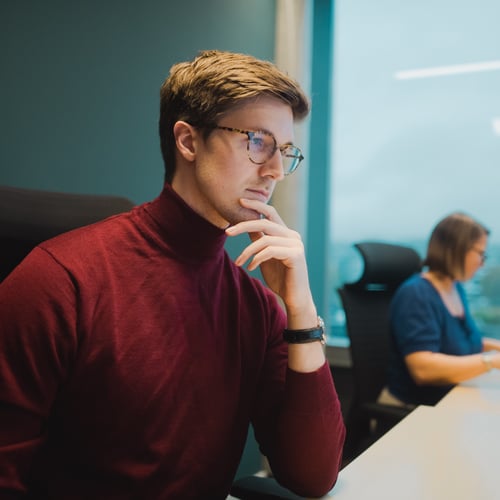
[283,316,325,344]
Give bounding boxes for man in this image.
[0,50,345,498]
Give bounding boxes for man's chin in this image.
[236,208,261,223]
[225,207,262,227]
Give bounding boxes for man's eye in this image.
[250,136,265,149]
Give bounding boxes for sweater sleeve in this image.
[0,248,77,495]
[251,322,345,498]
[272,363,345,497]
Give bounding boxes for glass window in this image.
[328,0,500,344]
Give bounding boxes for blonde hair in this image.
[158,50,309,183]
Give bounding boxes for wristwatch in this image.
[283,316,325,344]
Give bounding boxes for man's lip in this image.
[246,189,270,203]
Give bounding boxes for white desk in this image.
[325,370,500,500]
[458,368,500,389]
[436,371,500,413]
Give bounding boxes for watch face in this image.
[318,316,325,331]
[318,316,326,344]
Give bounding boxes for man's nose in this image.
[259,150,285,180]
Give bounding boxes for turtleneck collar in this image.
[143,183,228,260]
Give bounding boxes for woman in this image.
[382,212,500,407]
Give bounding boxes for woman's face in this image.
[462,233,488,281]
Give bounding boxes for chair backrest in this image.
[0,184,135,282]
[337,242,422,406]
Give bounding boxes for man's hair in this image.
[158,50,310,183]
[424,212,490,279]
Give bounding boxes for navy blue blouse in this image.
[388,274,483,405]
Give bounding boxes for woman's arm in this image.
[405,350,500,385]
[482,337,500,351]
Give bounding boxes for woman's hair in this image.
[158,49,310,183]
[424,212,490,279]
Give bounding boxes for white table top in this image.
[436,369,500,412]
[459,368,500,389]
[325,370,500,500]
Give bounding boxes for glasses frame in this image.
[471,247,488,263]
[213,125,304,175]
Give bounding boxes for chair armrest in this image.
[230,476,304,499]
[362,402,412,425]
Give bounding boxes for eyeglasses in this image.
[213,126,304,175]
[471,247,488,263]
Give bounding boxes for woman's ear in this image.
[173,121,197,162]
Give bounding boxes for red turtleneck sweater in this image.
[0,184,345,498]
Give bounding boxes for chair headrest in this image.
[0,184,135,242]
[346,241,422,291]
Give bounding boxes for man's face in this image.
[175,96,296,228]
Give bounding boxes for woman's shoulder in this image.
[397,273,428,293]
[393,273,437,304]
[391,274,444,325]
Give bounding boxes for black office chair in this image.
[0,184,136,282]
[337,241,422,463]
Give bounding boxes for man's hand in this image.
[225,198,313,315]
[226,198,326,372]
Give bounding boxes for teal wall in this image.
[1,0,276,205]
[1,0,278,479]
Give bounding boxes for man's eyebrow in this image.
[253,127,295,146]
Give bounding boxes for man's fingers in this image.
[239,198,285,225]
[226,218,299,239]
[232,235,302,268]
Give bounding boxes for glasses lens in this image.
[247,131,276,164]
[247,131,304,175]
[281,146,304,175]
[472,248,487,263]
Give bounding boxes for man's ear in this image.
[173,121,197,162]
